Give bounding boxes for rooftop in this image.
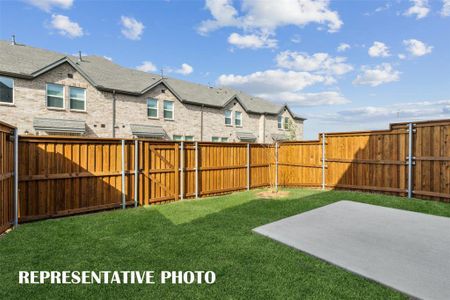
[0,40,304,119]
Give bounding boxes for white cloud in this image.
[403,39,433,56]
[50,14,83,38]
[198,0,343,35]
[276,51,353,76]
[216,69,348,106]
[324,100,450,122]
[257,91,350,106]
[368,41,390,57]
[26,0,73,12]
[398,54,406,60]
[218,69,327,94]
[228,32,277,49]
[442,0,450,16]
[175,63,194,75]
[404,0,430,19]
[136,61,157,73]
[120,16,144,40]
[290,34,301,44]
[337,43,350,52]
[353,63,400,87]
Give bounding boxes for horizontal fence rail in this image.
[0,118,448,226]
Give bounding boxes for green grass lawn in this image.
[2,189,450,299]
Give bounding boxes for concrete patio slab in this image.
[253,201,450,300]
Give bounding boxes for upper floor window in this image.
[46,83,64,109]
[278,115,282,129]
[0,76,13,104]
[147,98,158,118]
[212,137,228,142]
[173,135,193,141]
[224,110,232,125]
[163,100,174,120]
[284,117,289,130]
[235,111,242,127]
[69,87,86,111]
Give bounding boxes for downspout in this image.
[112,90,116,138]
[200,104,204,141]
[263,114,266,143]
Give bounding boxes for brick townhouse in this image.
[0,40,305,142]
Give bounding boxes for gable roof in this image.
[0,40,305,120]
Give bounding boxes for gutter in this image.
[112,90,116,138]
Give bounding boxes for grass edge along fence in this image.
[0,118,448,230]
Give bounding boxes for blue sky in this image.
[0,0,449,139]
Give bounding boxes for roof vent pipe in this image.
[78,51,82,62]
[11,35,16,45]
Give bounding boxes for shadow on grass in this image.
[2,189,450,299]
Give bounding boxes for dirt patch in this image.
[257,190,290,199]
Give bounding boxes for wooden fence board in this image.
[0,122,15,234]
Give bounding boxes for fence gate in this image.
[0,122,15,234]
[139,141,179,205]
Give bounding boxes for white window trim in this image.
[147,98,159,119]
[163,100,174,120]
[46,83,65,110]
[235,111,243,127]
[0,76,14,106]
[69,86,87,112]
[224,110,232,126]
[278,115,283,130]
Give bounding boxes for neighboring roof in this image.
[236,132,257,141]
[130,124,166,138]
[33,117,86,133]
[0,40,305,119]
[271,133,289,141]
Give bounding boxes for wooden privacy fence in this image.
[1,118,448,227]
[0,121,17,234]
[278,119,450,202]
[16,137,274,222]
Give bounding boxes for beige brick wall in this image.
[0,63,304,142]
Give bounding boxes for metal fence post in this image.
[247,143,250,191]
[134,139,139,207]
[195,142,199,199]
[14,128,19,227]
[180,141,184,200]
[322,133,326,191]
[407,123,414,198]
[121,139,126,209]
[275,142,278,192]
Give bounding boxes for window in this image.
[147,98,158,118]
[173,135,194,141]
[224,110,232,125]
[0,76,13,104]
[235,111,242,127]
[163,100,174,119]
[69,87,86,111]
[284,117,289,130]
[46,83,64,108]
[278,115,283,129]
[212,137,228,142]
